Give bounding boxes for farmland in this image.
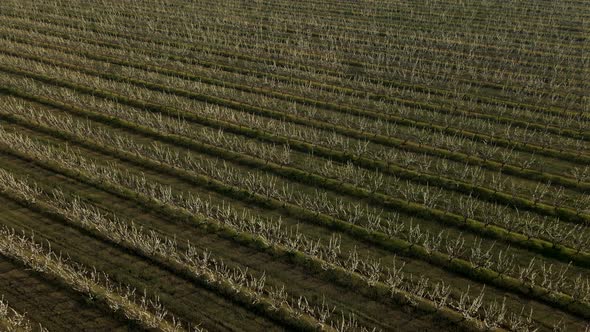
[0,0,588,330]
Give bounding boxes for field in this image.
[0,0,588,331]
